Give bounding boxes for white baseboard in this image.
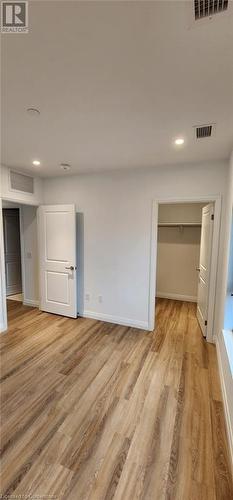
[23,298,39,308]
[216,334,233,473]
[156,292,197,302]
[83,310,148,330]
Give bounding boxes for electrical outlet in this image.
[85,293,90,302]
[98,295,103,303]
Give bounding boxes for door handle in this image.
[196,267,200,271]
[65,266,77,271]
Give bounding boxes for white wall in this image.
[224,216,233,330]
[216,152,233,469]
[21,206,39,306]
[222,152,233,331]
[43,160,228,333]
[156,226,201,301]
[216,152,233,334]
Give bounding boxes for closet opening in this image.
[155,201,215,339]
[3,206,23,303]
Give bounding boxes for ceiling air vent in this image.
[195,124,213,139]
[194,0,228,20]
[10,171,34,194]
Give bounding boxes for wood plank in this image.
[0,298,232,499]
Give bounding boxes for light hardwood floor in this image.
[1,299,232,499]
[7,292,23,302]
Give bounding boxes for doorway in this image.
[1,200,39,328]
[3,208,23,303]
[149,196,221,342]
[0,201,77,332]
[156,203,204,303]
[156,201,214,338]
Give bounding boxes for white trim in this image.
[19,207,26,305]
[0,199,7,333]
[156,292,197,302]
[216,334,233,473]
[148,201,158,331]
[149,194,222,342]
[2,194,38,206]
[83,310,149,330]
[23,299,39,308]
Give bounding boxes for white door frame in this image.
[148,194,222,343]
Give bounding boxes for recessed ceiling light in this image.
[27,108,40,117]
[32,160,40,166]
[174,138,185,145]
[60,163,71,171]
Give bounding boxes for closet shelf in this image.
[158,222,201,227]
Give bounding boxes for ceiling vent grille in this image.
[194,0,228,20]
[195,124,213,139]
[10,171,34,193]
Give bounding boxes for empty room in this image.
[0,1,233,499]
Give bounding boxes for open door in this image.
[197,203,214,337]
[38,204,77,318]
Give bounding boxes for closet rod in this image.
[158,222,201,227]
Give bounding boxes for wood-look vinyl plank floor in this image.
[0,298,232,499]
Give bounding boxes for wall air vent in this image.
[10,170,34,194]
[194,0,228,20]
[195,124,213,139]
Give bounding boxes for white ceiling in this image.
[2,0,233,177]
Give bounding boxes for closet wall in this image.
[156,203,205,302]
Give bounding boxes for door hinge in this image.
[205,320,208,326]
[211,214,214,221]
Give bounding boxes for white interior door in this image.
[3,209,22,296]
[38,204,77,318]
[197,203,214,337]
